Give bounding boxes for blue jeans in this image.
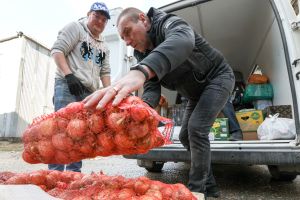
[179,71,234,194]
[222,100,242,135]
[48,78,92,172]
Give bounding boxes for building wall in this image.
[0,36,55,138]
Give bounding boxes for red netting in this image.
[22,96,173,164]
[1,170,197,200]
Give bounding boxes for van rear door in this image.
[274,0,300,143]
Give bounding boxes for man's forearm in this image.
[52,52,72,76]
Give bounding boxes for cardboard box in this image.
[263,105,292,119]
[243,131,258,140]
[236,110,264,131]
[0,185,60,200]
[210,118,229,141]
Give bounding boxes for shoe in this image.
[228,131,243,141]
[206,186,221,198]
[206,190,221,198]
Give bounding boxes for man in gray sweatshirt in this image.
[49,2,111,172]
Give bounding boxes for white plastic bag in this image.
[257,113,296,140]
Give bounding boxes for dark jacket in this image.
[135,8,232,108]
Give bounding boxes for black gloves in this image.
[65,74,86,96]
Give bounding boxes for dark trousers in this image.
[179,71,234,194]
[222,100,242,134]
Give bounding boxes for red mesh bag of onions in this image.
[22,96,173,164]
[1,170,197,200]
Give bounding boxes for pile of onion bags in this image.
[22,96,173,164]
[0,170,196,200]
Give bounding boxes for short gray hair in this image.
[116,7,144,26]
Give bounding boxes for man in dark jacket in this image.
[84,7,235,198]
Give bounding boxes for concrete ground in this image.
[0,141,300,200]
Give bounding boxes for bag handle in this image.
[269,113,280,120]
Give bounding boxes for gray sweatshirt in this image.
[51,17,111,92]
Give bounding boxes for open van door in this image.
[273,0,300,144]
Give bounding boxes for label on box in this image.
[236,110,264,131]
[210,118,229,141]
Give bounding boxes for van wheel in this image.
[137,160,164,172]
[145,161,165,172]
[267,165,298,181]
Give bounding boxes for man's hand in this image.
[83,70,146,110]
[65,74,86,96]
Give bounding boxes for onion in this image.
[56,117,69,131]
[130,106,149,122]
[22,149,39,164]
[37,140,56,162]
[29,172,46,186]
[6,173,29,184]
[114,132,136,150]
[22,126,39,143]
[67,119,87,140]
[134,179,150,195]
[139,195,161,200]
[54,150,70,164]
[38,118,57,138]
[79,141,94,155]
[127,121,149,139]
[146,189,163,200]
[88,114,104,133]
[106,112,126,132]
[117,188,136,199]
[160,186,173,199]
[121,95,144,105]
[52,133,73,151]
[97,131,115,151]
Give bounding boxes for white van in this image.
[122,0,300,181]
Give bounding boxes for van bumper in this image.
[124,140,300,165]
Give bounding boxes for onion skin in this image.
[67,119,87,140]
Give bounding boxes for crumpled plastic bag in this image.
[257,113,296,140]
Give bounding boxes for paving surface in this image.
[0,141,300,199]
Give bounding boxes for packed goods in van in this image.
[21,96,173,164]
[263,105,293,119]
[235,110,264,132]
[209,118,229,141]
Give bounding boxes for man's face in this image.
[87,11,108,37]
[118,14,150,53]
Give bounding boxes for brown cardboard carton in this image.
[243,131,258,140]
